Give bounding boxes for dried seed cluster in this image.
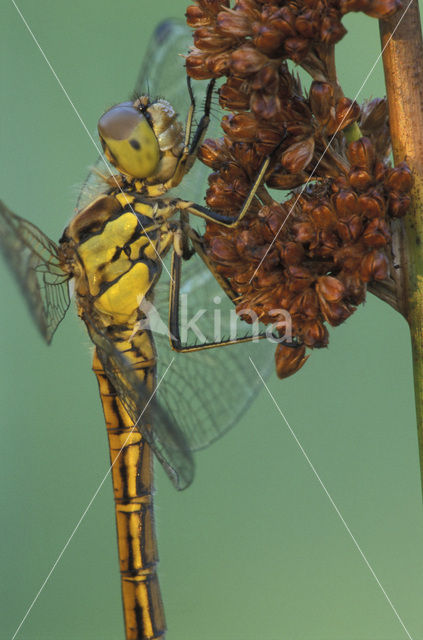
[186,0,411,378]
[186,0,401,76]
[204,145,411,376]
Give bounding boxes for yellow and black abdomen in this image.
[93,350,166,640]
[61,190,173,639]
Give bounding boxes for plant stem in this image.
[379,1,423,493]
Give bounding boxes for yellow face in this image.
[98,100,161,179]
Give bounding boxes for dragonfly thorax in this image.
[98,96,184,184]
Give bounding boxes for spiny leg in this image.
[162,78,215,191]
[184,77,216,174]
[168,237,268,353]
[174,151,275,228]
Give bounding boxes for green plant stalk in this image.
[379,1,423,493]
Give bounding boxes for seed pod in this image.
[257,125,285,152]
[287,265,314,292]
[320,13,347,44]
[186,49,216,79]
[340,272,366,303]
[272,5,297,38]
[335,98,361,129]
[251,64,280,93]
[360,250,389,281]
[206,176,245,212]
[349,167,373,191]
[252,23,286,54]
[336,215,363,243]
[332,175,351,192]
[279,241,305,265]
[231,0,259,21]
[357,192,385,218]
[362,218,391,247]
[309,81,334,123]
[222,113,257,141]
[216,9,252,37]
[334,244,363,271]
[219,76,251,110]
[292,221,315,243]
[287,95,313,123]
[284,36,310,62]
[231,142,262,174]
[388,193,411,218]
[194,27,233,52]
[360,97,388,133]
[347,137,375,169]
[281,137,315,173]
[275,343,309,379]
[235,229,253,257]
[231,44,269,76]
[289,288,320,316]
[385,162,413,193]
[198,137,228,169]
[208,51,232,76]
[316,275,345,303]
[207,236,239,263]
[314,230,339,257]
[250,91,281,120]
[311,203,337,230]
[286,121,314,138]
[186,5,213,27]
[295,10,320,38]
[302,319,328,347]
[333,190,359,216]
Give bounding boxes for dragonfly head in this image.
[98,96,184,182]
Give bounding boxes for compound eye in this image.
[98,103,160,179]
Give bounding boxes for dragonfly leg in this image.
[168,241,268,353]
[162,78,215,191]
[173,152,273,228]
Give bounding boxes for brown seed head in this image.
[275,343,309,379]
[187,0,407,380]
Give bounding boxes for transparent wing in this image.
[133,19,195,118]
[0,200,71,343]
[85,316,194,490]
[152,250,275,452]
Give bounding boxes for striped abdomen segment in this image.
[92,349,166,640]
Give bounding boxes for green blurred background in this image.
[1,1,423,638]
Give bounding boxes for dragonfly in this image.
[0,19,275,640]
